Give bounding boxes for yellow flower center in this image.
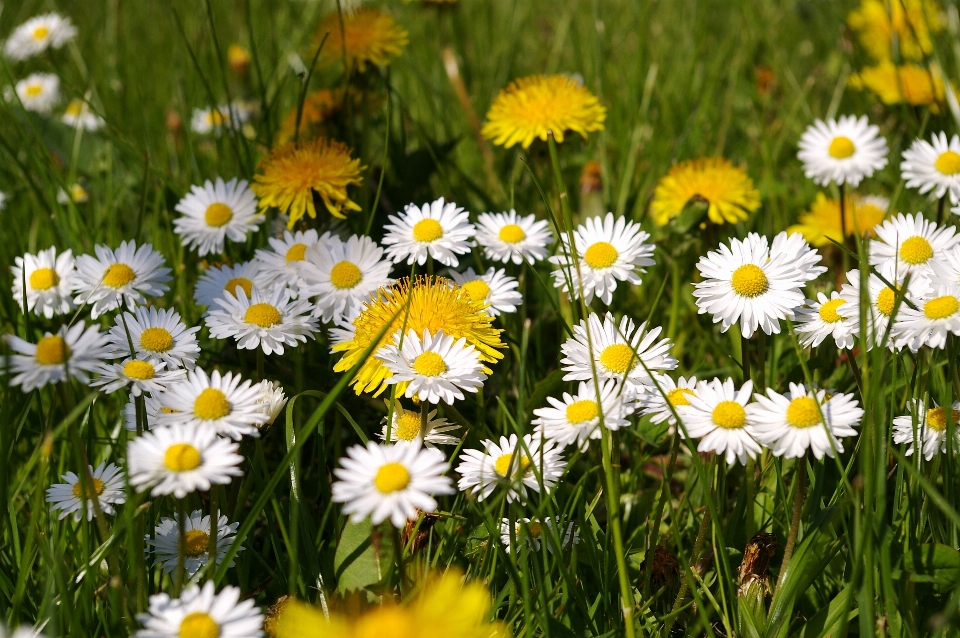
[566,400,599,424]
[786,396,821,428]
[194,388,231,420]
[183,530,210,557]
[498,224,526,243]
[208,110,225,126]
[103,263,136,288]
[460,280,491,302]
[394,412,421,441]
[245,303,281,327]
[927,406,960,432]
[35,335,68,365]
[583,241,619,269]
[65,100,83,116]
[526,522,543,538]
[412,219,444,242]
[667,388,694,407]
[71,478,105,499]
[818,299,846,323]
[730,264,768,297]
[163,443,202,472]
[32,26,49,40]
[204,203,233,227]
[828,136,855,159]
[29,267,59,290]
[123,360,156,380]
[412,351,447,377]
[25,84,43,97]
[494,453,530,477]
[599,343,636,374]
[935,151,960,175]
[285,243,307,263]
[374,462,410,493]
[140,327,174,352]
[924,295,960,320]
[224,277,253,298]
[179,612,220,638]
[330,261,363,289]
[899,236,934,265]
[712,400,746,429]
[877,287,898,316]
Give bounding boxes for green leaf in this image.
[795,583,856,638]
[903,544,960,593]
[334,519,394,593]
[524,369,566,422]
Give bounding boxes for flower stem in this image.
[208,488,219,583]
[600,426,636,638]
[175,498,187,596]
[778,459,807,589]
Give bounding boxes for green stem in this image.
[778,459,807,589]
[256,347,265,382]
[600,426,636,638]
[208,488,219,583]
[175,499,187,596]
[666,499,712,634]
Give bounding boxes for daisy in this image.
[190,105,246,136]
[194,261,265,312]
[751,383,863,459]
[549,212,655,305]
[769,231,827,282]
[560,312,677,393]
[154,368,266,440]
[379,400,460,447]
[106,306,201,370]
[377,329,486,404]
[692,233,807,338]
[254,229,328,293]
[475,210,553,264]
[11,247,76,318]
[650,157,761,226]
[206,287,318,355]
[45,462,125,521]
[253,380,288,428]
[902,132,960,203]
[297,234,393,324]
[797,115,888,186]
[73,240,172,318]
[0,627,46,638]
[3,13,76,60]
[135,581,263,638]
[382,198,476,267]
[127,423,244,498]
[838,264,931,349]
[677,378,761,465]
[4,322,108,391]
[793,291,857,349]
[449,267,522,316]
[500,517,579,553]
[61,98,105,131]
[890,284,960,350]
[147,510,242,578]
[174,178,263,256]
[92,358,185,396]
[533,379,639,451]
[123,393,172,431]
[893,400,960,461]
[331,441,454,527]
[456,434,566,502]
[7,73,59,114]
[638,375,699,426]
[869,213,960,275]
[930,245,960,286]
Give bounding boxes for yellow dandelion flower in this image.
[481,74,606,149]
[787,192,888,247]
[649,158,761,226]
[277,88,376,144]
[333,276,505,397]
[847,0,943,62]
[316,9,409,72]
[849,62,951,108]
[252,138,363,228]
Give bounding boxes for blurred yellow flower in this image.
[481,74,606,149]
[849,62,951,108]
[847,0,943,62]
[278,88,376,144]
[317,9,409,72]
[650,158,761,226]
[787,192,888,247]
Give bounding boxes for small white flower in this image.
[4,14,76,61]
[456,433,566,503]
[135,581,264,638]
[174,178,263,256]
[793,291,856,349]
[7,73,60,114]
[677,378,760,465]
[902,133,960,203]
[377,329,486,404]
[254,229,328,294]
[106,306,201,370]
[72,240,172,318]
[449,267,522,316]
[155,368,266,440]
[891,284,960,350]
[382,198,476,267]
[869,213,960,275]
[123,393,172,432]
[45,462,125,521]
[62,98,105,131]
[146,509,242,579]
[379,400,460,447]
[4,322,108,391]
[190,105,248,136]
[638,374,699,427]
[929,245,960,286]
[0,626,46,638]
[797,115,888,186]
[331,441,455,528]
[194,261,265,313]
[769,231,826,282]
[92,358,185,397]
[11,247,77,318]
[500,517,579,553]
[475,210,554,264]
[533,380,639,451]
[253,380,288,428]
[206,287,318,356]
[893,400,960,461]
[838,264,931,349]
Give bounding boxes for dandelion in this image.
[174,178,263,256]
[533,379,639,451]
[135,581,263,638]
[847,0,943,62]
[500,517,579,553]
[891,284,960,350]
[638,375,699,427]
[72,240,172,318]
[92,358,185,396]
[316,9,409,72]
[377,329,486,404]
[378,400,460,447]
[206,287,318,356]
[147,510,242,578]
[155,368,267,440]
[893,400,960,461]
[901,133,960,203]
[277,88,365,143]
[194,261,266,312]
[838,263,931,349]
[254,229,330,293]
[678,378,761,465]
[849,62,950,108]
[382,198,476,267]
[786,193,887,247]
[869,213,959,275]
[449,267,522,316]
[797,115,888,187]
[11,247,77,318]
[456,434,566,502]
[793,291,857,350]
[4,14,76,61]
[7,73,60,114]
[4,322,108,391]
[650,157,761,226]
[45,462,125,521]
[105,306,201,370]
[475,210,553,264]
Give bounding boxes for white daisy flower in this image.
[57,183,88,205]
[62,98,105,131]
[377,329,486,404]
[92,358,185,396]
[331,441,455,527]
[73,240,172,318]
[135,581,263,638]
[3,13,76,61]
[929,245,960,286]
[475,210,554,264]
[382,197,476,267]
[173,178,263,256]
[6,73,59,114]
[549,212,655,305]
[677,378,760,465]
[106,306,201,370]
[449,267,522,316]
[638,374,699,427]
[297,234,393,324]
[0,626,46,638]
[560,312,677,394]
[190,105,247,136]
[499,517,579,553]
[751,383,863,460]
[693,233,807,338]
[254,229,328,293]
[893,400,960,461]
[869,213,960,275]
[154,368,266,440]
[205,287,318,356]
[533,379,639,451]
[11,247,76,318]
[45,462,125,522]
[456,433,566,503]
[379,400,460,447]
[902,133,960,203]
[838,263,931,349]
[146,509,242,578]
[253,380,288,428]
[891,284,960,350]
[127,423,244,498]
[123,393,172,431]
[797,115,888,186]
[4,322,108,391]
[769,231,826,282]
[793,291,857,349]
[193,261,265,313]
